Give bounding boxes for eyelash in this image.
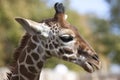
[59,35,73,42]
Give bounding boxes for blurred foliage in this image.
[106,0,120,29]
[0,0,119,71]
[89,17,120,64]
[85,0,120,65]
[107,0,120,55]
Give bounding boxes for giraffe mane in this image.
[7,33,31,79]
[13,33,31,62]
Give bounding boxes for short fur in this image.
[7,33,31,78]
[13,33,31,62]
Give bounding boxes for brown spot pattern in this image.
[26,56,34,64]
[59,48,64,54]
[31,53,39,61]
[37,61,43,69]
[69,58,76,61]
[63,48,73,54]
[11,76,19,80]
[29,40,37,50]
[37,45,43,53]
[19,50,26,63]
[20,65,35,79]
[20,76,24,80]
[27,46,31,53]
[46,50,51,56]
[32,36,39,42]
[49,44,54,49]
[28,66,37,73]
[45,44,48,49]
[13,33,31,62]
[62,56,68,61]
[53,42,59,48]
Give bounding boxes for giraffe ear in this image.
[15,17,50,37]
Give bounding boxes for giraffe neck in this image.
[10,35,50,80]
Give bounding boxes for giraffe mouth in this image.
[77,55,101,73]
[83,61,101,73]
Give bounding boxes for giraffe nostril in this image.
[92,54,99,61]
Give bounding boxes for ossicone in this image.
[54,2,65,14]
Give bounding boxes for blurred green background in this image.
[0,0,120,72]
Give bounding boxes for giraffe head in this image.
[15,3,101,73]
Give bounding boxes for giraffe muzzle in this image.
[80,54,101,73]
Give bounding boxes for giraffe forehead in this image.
[36,23,50,31]
[34,22,51,37]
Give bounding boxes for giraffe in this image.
[8,2,101,80]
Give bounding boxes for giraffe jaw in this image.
[76,55,101,73]
[82,61,101,73]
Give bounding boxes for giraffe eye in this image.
[59,34,73,42]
